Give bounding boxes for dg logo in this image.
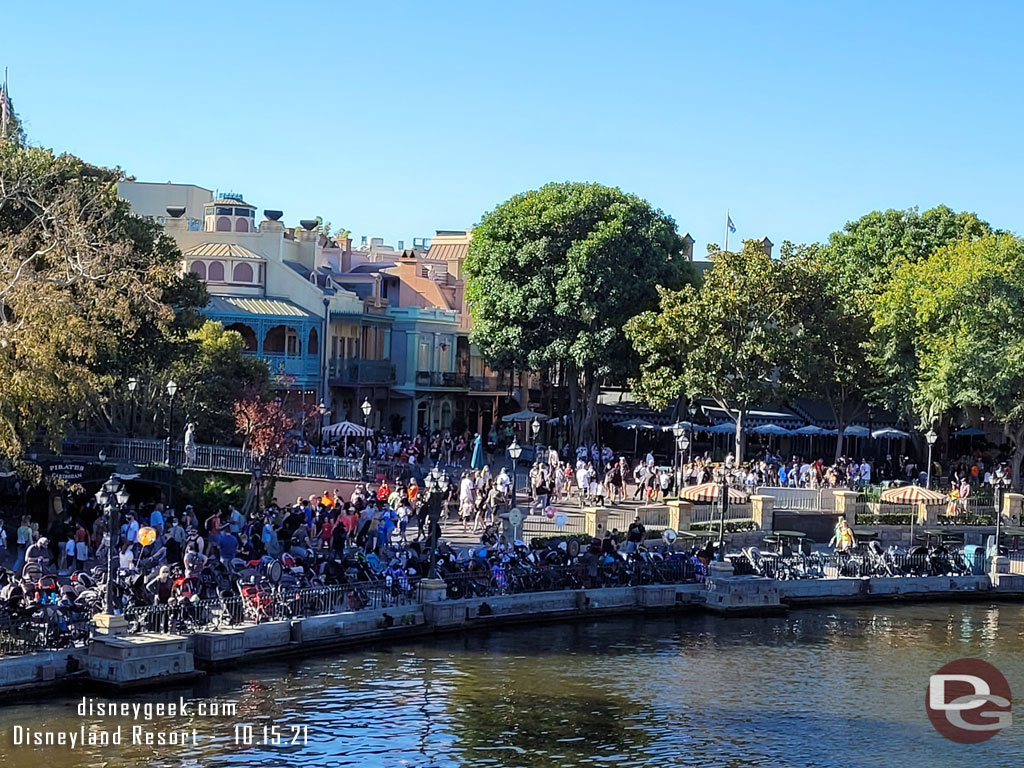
[926,658,1012,744]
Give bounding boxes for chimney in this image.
[261,209,285,233]
[759,236,773,258]
[397,240,404,250]
[163,205,187,231]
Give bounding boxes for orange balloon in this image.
[138,526,157,546]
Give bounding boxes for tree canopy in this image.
[0,139,206,457]
[465,182,694,443]
[874,233,1024,484]
[627,241,797,462]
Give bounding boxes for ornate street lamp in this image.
[531,418,540,446]
[360,398,372,480]
[94,475,129,614]
[508,439,522,508]
[925,428,938,489]
[990,464,1011,559]
[165,380,178,464]
[127,377,138,439]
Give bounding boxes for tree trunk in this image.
[834,421,845,464]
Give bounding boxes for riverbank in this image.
[2,569,1022,700]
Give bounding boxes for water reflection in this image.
[0,603,1020,767]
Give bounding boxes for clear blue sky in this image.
[5,1,1023,251]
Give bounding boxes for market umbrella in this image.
[792,424,825,458]
[751,424,792,435]
[792,425,826,435]
[843,425,871,437]
[501,409,549,423]
[879,485,947,504]
[679,481,750,503]
[871,428,911,439]
[320,420,370,440]
[955,427,985,436]
[702,422,739,434]
[881,485,948,545]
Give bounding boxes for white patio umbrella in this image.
[321,420,370,440]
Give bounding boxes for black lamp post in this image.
[165,379,178,465]
[688,403,698,460]
[716,466,728,562]
[508,438,522,508]
[127,377,138,439]
[317,400,330,450]
[991,464,1010,558]
[677,433,690,494]
[95,475,129,614]
[361,398,372,480]
[925,428,938,489]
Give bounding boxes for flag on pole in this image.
[0,69,10,138]
[727,215,736,233]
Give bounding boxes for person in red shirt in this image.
[377,482,390,501]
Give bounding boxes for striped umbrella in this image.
[679,482,750,503]
[879,485,947,504]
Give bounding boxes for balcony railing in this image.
[244,352,320,378]
[328,358,395,384]
[469,373,510,392]
[415,371,469,388]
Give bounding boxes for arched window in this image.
[216,217,232,232]
[225,322,257,351]
[233,262,253,283]
[308,328,319,355]
[190,261,207,280]
[235,218,249,233]
[208,261,225,281]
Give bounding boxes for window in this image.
[418,339,431,371]
[235,218,249,233]
[233,262,253,282]
[204,207,214,216]
[208,261,225,281]
[190,261,207,280]
[380,280,389,299]
[234,207,251,216]
[216,207,233,215]
[216,217,231,232]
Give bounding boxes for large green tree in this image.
[465,182,693,444]
[781,242,876,461]
[874,233,1024,486]
[817,205,992,421]
[627,241,797,462]
[0,136,205,458]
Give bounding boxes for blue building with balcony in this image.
[204,295,323,390]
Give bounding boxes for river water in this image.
[0,603,1022,767]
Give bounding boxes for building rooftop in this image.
[184,243,264,261]
[205,295,318,319]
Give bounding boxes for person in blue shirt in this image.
[778,464,788,487]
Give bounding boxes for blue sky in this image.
[5,1,1023,251]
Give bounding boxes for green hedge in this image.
[855,513,911,526]
[691,520,757,533]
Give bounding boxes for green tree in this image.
[874,233,1024,485]
[817,205,992,421]
[465,182,693,444]
[781,242,876,461]
[627,241,796,462]
[0,138,200,458]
